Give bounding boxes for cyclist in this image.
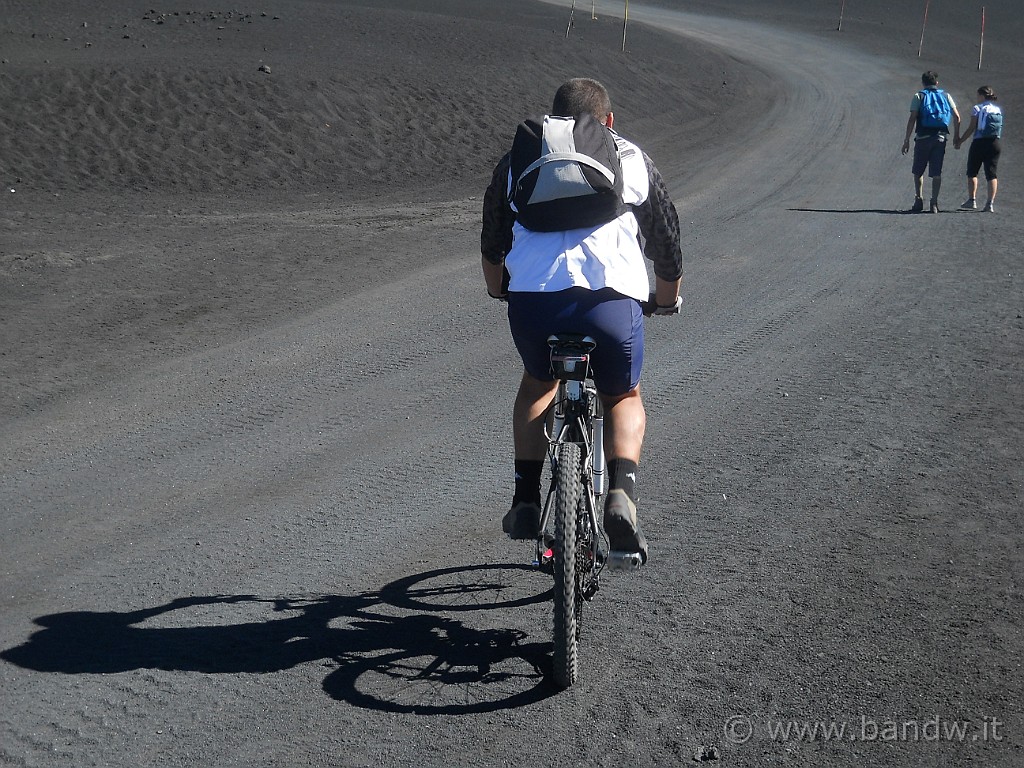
[480,77,683,565]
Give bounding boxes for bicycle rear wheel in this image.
[552,441,583,689]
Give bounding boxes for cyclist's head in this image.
[552,78,612,124]
[921,71,939,87]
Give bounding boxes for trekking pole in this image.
[621,0,629,51]
[837,0,846,32]
[917,0,930,58]
[978,6,985,71]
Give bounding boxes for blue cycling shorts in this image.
[507,287,644,396]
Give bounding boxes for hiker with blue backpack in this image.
[480,77,683,564]
[901,71,961,213]
[955,86,1003,213]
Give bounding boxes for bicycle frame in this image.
[535,335,606,596]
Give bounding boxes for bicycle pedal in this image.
[606,550,644,572]
[533,540,556,571]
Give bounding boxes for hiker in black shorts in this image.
[901,71,961,213]
[955,85,1003,213]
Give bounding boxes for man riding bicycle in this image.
[480,77,683,565]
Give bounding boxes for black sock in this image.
[607,458,639,502]
[513,459,543,505]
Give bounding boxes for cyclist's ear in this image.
[603,111,614,129]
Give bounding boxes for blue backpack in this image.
[979,107,1003,138]
[918,89,952,132]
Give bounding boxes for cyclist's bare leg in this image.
[598,386,645,463]
[503,371,558,538]
[513,370,558,461]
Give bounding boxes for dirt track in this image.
[1,1,1021,766]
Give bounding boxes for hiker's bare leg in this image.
[967,176,979,199]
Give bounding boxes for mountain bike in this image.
[534,333,642,689]
[534,292,680,689]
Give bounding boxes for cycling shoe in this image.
[502,500,541,540]
[603,489,648,566]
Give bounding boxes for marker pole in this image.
[837,0,846,32]
[917,0,930,58]
[622,0,629,51]
[978,7,986,70]
[566,0,576,37]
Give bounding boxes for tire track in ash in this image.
[640,276,851,536]
[572,0,909,505]
[605,0,909,499]
[3,246,480,466]
[577,1,891,214]
[0,252,519,600]
[647,279,843,399]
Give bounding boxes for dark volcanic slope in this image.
[0,0,767,203]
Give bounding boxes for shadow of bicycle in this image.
[1,564,556,714]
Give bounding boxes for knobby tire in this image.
[552,441,583,689]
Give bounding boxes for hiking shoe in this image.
[960,198,977,210]
[910,197,924,213]
[929,198,940,214]
[603,489,648,565]
[983,201,995,212]
[502,501,541,540]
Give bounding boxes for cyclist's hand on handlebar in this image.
[642,293,681,316]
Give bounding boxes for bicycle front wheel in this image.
[552,441,583,689]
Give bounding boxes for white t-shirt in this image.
[503,134,651,302]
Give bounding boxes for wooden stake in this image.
[622,0,629,52]
[917,0,930,58]
[978,6,986,71]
